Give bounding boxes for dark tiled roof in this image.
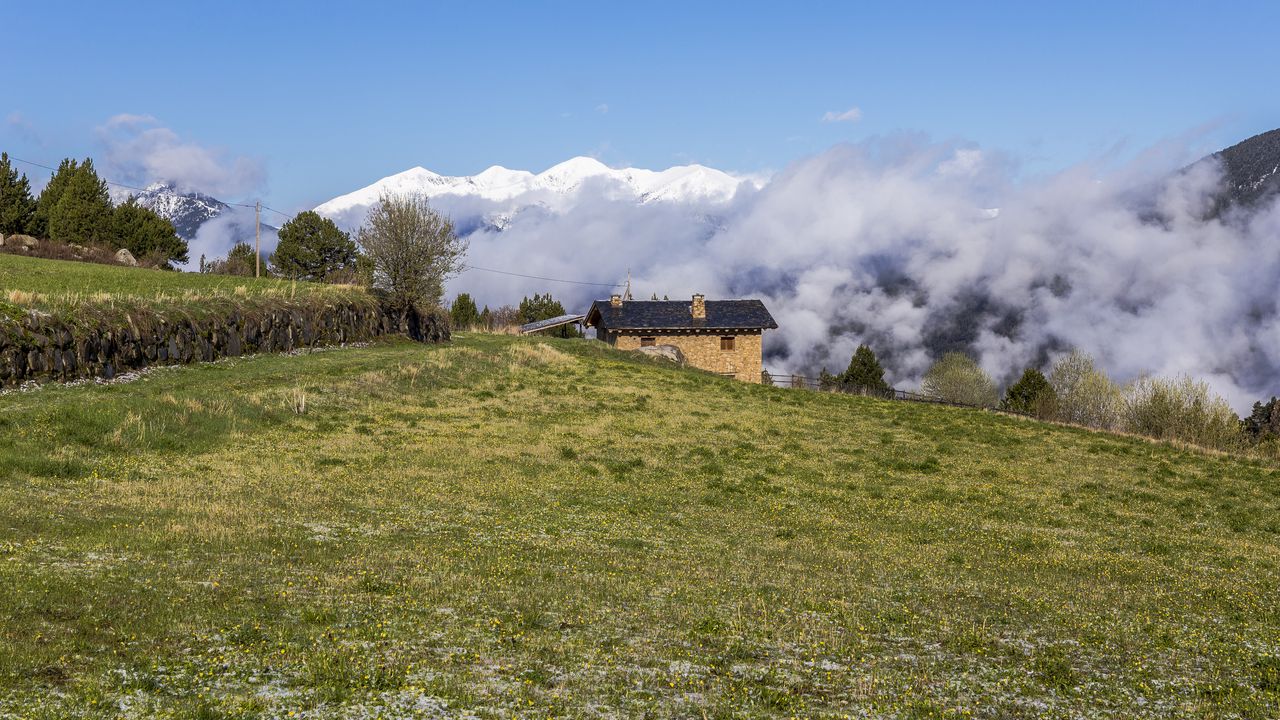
[585,299,778,331]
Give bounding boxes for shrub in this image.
[201,242,260,277]
[921,353,998,407]
[1121,375,1243,451]
[1002,367,1058,418]
[1049,350,1122,429]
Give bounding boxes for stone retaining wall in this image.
[0,296,449,387]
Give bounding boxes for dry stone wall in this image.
[613,330,764,382]
[0,296,449,387]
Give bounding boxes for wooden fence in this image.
[760,371,1033,417]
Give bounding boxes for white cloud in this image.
[595,103,609,114]
[821,107,862,123]
[95,114,266,198]
[374,134,1280,413]
[6,111,43,146]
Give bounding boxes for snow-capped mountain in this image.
[127,182,230,240]
[314,157,755,232]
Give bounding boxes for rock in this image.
[635,344,686,365]
[114,248,138,266]
[6,234,38,248]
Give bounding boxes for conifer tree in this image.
[838,344,892,394]
[450,292,482,329]
[31,158,77,238]
[518,293,581,338]
[38,158,113,244]
[0,153,37,236]
[270,210,357,281]
[1002,367,1057,418]
[111,197,188,266]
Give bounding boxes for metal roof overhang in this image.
[519,314,586,335]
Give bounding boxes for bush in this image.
[1002,367,1057,418]
[1121,375,1243,451]
[201,242,260,277]
[921,353,998,407]
[1049,350,1122,429]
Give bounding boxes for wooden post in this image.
[254,200,261,278]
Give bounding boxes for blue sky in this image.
[3,0,1278,210]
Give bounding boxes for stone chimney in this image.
[610,294,623,308]
[691,293,706,320]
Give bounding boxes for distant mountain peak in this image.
[1197,128,1280,216]
[130,183,229,240]
[312,156,757,231]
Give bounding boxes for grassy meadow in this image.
[1,333,1279,718]
[0,253,356,310]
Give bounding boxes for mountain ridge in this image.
[312,156,754,225]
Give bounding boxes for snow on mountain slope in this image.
[130,182,228,240]
[313,157,754,231]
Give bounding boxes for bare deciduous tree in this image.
[358,193,467,312]
[921,352,999,407]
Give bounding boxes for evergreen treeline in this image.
[447,292,579,336]
[821,344,1277,457]
[0,152,188,267]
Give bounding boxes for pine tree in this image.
[270,210,357,281]
[39,158,113,245]
[518,293,581,338]
[838,344,892,394]
[0,153,37,236]
[1243,397,1280,440]
[1002,367,1057,417]
[450,293,482,329]
[111,197,188,266]
[31,158,77,238]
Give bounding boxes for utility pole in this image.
[254,200,261,278]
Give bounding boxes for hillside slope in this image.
[0,252,349,303]
[0,334,1277,718]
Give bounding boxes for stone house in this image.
[583,294,778,382]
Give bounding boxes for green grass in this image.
[0,252,350,305]
[1,333,1278,718]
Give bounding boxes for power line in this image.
[7,154,261,209]
[461,264,621,287]
[260,205,294,219]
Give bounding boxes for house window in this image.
[720,336,735,351]
[640,337,656,347]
